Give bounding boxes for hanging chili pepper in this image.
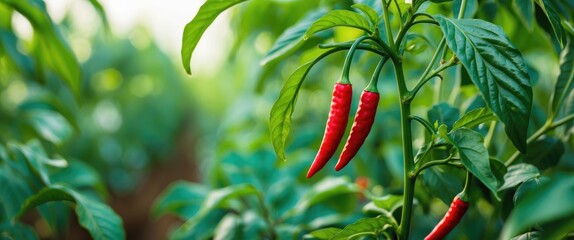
[335,58,385,171]
[306,35,371,178]
[306,82,352,178]
[424,195,470,240]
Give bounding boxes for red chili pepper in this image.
[424,195,470,240]
[306,83,352,178]
[335,90,379,171]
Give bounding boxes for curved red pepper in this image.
[306,83,352,178]
[425,195,470,240]
[335,90,379,171]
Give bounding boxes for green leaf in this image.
[427,103,460,130]
[537,0,567,46]
[331,217,394,240]
[25,110,73,145]
[261,9,327,65]
[422,166,463,205]
[434,15,532,153]
[372,194,403,213]
[551,38,574,115]
[213,214,243,240]
[498,163,540,191]
[0,222,38,240]
[501,174,574,239]
[512,0,534,30]
[180,0,248,75]
[269,60,315,161]
[51,160,107,196]
[171,184,259,239]
[523,137,565,171]
[304,227,341,239]
[352,4,379,26]
[305,10,373,38]
[86,0,110,31]
[152,181,209,219]
[453,107,497,130]
[446,128,499,196]
[2,0,81,94]
[16,185,125,240]
[297,177,359,211]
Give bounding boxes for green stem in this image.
[414,154,453,177]
[318,42,387,57]
[366,57,389,92]
[457,0,468,19]
[340,35,371,84]
[458,171,472,201]
[382,0,396,50]
[483,121,497,149]
[415,38,446,89]
[410,115,435,134]
[394,60,416,240]
[506,113,574,166]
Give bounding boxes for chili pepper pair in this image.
[306,82,380,178]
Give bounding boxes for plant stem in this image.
[505,113,574,166]
[382,0,396,50]
[457,0,468,19]
[394,60,416,240]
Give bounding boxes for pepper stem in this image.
[339,35,372,84]
[365,57,388,92]
[458,171,472,202]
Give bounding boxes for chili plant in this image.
[176,0,574,239]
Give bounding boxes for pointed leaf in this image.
[181,0,248,74]
[16,185,125,240]
[305,10,373,38]
[352,4,379,26]
[331,217,394,240]
[261,9,327,65]
[25,110,73,145]
[551,38,574,114]
[269,60,315,161]
[434,15,532,153]
[453,107,496,129]
[446,128,499,196]
[498,163,540,191]
[537,0,567,46]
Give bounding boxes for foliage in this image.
[170,0,574,239]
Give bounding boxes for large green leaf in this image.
[501,174,574,239]
[261,9,327,65]
[331,217,394,240]
[537,0,567,46]
[551,38,574,115]
[453,107,497,130]
[180,0,248,75]
[151,181,209,219]
[498,163,540,191]
[352,4,379,26]
[171,184,259,239]
[427,103,460,130]
[422,165,463,205]
[446,128,499,196]
[523,137,565,171]
[434,15,532,153]
[2,0,81,94]
[305,10,373,38]
[17,185,125,240]
[269,59,316,161]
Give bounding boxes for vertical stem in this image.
[394,60,416,240]
[382,0,396,50]
[457,0,468,19]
